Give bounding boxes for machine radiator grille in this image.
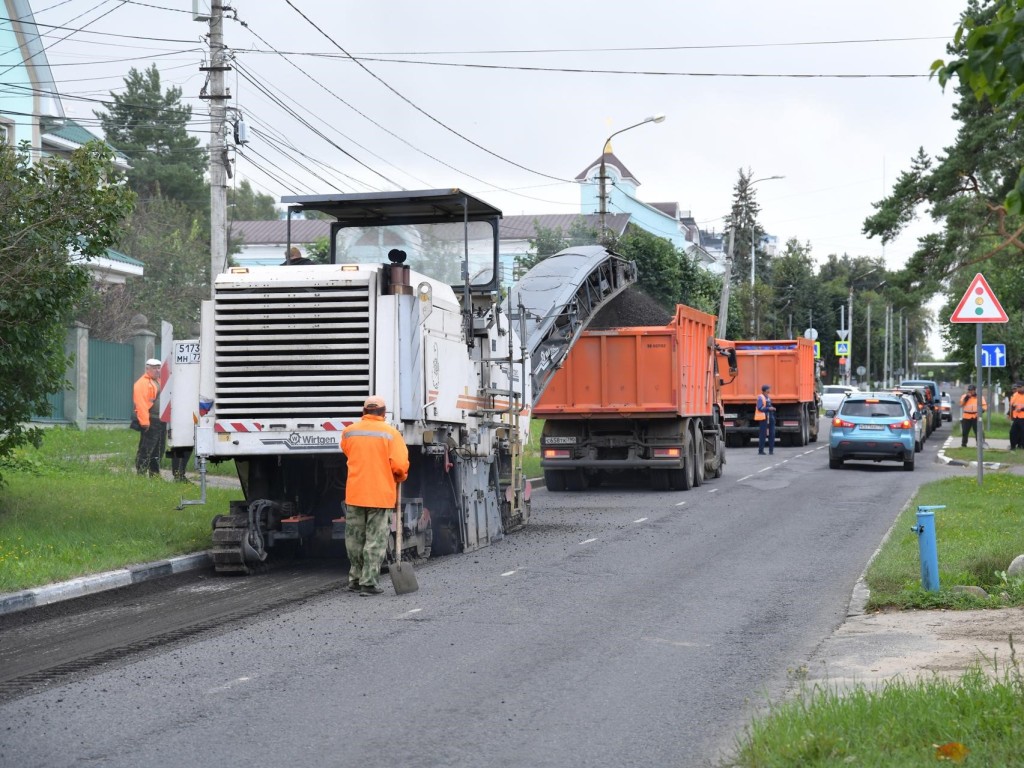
[213,284,372,422]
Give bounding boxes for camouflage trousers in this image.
[345,505,390,588]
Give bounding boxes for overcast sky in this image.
[25,1,966,264]
[29,0,969,349]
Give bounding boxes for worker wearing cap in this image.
[959,384,987,448]
[755,384,776,455]
[340,395,410,595]
[1008,382,1024,450]
[133,358,165,476]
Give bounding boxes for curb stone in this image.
[0,476,548,618]
[0,551,212,617]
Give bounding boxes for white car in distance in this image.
[821,385,857,413]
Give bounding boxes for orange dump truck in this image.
[534,304,737,491]
[720,338,820,447]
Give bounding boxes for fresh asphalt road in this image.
[0,421,951,768]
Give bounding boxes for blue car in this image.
[828,392,916,471]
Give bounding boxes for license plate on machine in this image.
[858,424,884,430]
[545,437,577,444]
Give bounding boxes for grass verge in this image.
[727,659,1024,767]
[0,427,241,592]
[865,473,1024,610]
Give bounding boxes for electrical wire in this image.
[281,0,572,184]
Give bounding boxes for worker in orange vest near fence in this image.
[1008,382,1024,450]
[132,358,165,476]
[959,383,987,448]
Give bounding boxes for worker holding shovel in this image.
[341,395,410,595]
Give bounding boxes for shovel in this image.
[390,486,418,594]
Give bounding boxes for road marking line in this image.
[675,501,687,507]
[633,517,648,523]
[738,474,753,482]
[501,570,517,576]
[407,608,423,614]
[758,466,771,473]
[580,538,597,545]
[707,488,718,493]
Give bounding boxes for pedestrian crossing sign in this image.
[813,341,821,359]
[835,341,849,356]
[950,273,1008,323]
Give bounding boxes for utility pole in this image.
[716,227,735,339]
[201,2,232,299]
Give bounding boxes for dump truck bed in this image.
[534,304,718,419]
[720,339,817,404]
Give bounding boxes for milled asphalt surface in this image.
[4,431,1024,696]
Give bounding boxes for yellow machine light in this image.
[341,265,360,272]
[229,267,249,274]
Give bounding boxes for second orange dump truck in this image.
[719,338,820,447]
[533,304,737,492]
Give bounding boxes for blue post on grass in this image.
[911,505,945,592]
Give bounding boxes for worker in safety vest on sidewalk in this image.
[133,358,165,476]
[1008,382,1024,450]
[340,395,410,596]
[959,384,987,448]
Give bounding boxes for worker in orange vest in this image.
[1008,382,1024,450]
[340,395,410,595]
[959,384,987,448]
[133,358,165,476]
[755,384,776,455]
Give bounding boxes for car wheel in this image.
[903,453,915,471]
[829,456,843,469]
[915,439,922,453]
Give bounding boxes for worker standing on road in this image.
[133,359,165,476]
[340,395,410,596]
[959,384,987,448]
[1008,382,1024,450]
[755,384,776,455]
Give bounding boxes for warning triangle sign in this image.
[950,273,1009,323]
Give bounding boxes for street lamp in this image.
[598,114,666,235]
[847,267,879,386]
[748,175,784,287]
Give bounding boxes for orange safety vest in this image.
[1010,391,1024,419]
[754,393,768,422]
[960,393,986,419]
[341,414,410,508]
[132,373,159,428]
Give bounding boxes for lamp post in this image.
[598,114,666,236]
[748,175,784,287]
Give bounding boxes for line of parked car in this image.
[822,379,947,472]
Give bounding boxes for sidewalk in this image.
[936,435,1020,470]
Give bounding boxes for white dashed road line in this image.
[501,570,517,576]
[579,538,597,545]
[633,517,648,523]
[675,501,687,507]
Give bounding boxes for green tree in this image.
[514,216,599,277]
[0,141,134,476]
[865,0,1024,375]
[95,64,207,209]
[114,197,210,335]
[612,225,682,309]
[723,169,769,287]
[932,0,1024,214]
[228,180,278,220]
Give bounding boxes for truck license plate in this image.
[545,437,577,444]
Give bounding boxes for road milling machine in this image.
[170,189,637,573]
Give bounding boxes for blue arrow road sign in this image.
[981,343,1006,368]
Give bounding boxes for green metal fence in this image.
[87,339,133,421]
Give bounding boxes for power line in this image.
[281,0,572,184]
